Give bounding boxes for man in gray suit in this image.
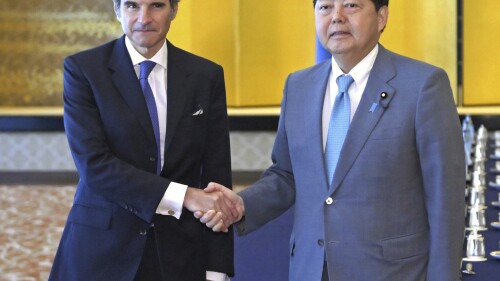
[199,0,465,280]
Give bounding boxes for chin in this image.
[328,43,350,55]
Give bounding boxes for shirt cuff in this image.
[206,271,230,281]
[155,182,187,219]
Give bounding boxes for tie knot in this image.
[140,60,156,80]
[336,74,354,94]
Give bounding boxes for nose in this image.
[138,8,152,24]
[331,6,345,24]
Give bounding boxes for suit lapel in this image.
[329,45,397,194]
[108,39,191,162]
[288,60,333,193]
[164,41,190,153]
[108,36,156,146]
[305,61,334,191]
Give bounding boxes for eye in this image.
[124,2,138,9]
[345,3,359,9]
[152,2,166,9]
[317,4,332,14]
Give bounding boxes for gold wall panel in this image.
[463,1,500,106]
[169,1,316,107]
[169,1,238,106]
[380,1,458,103]
[4,2,460,110]
[0,1,121,108]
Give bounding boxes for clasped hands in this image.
[184,182,244,232]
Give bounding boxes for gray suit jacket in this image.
[237,45,465,281]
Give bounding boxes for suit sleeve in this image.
[414,68,465,280]
[63,56,170,223]
[200,66,235,276]
[236,74,296,235]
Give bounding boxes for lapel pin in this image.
[380,92,388,99]
[369,103,378,113]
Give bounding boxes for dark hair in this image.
[114,0,180,9]
[313,0,388,11]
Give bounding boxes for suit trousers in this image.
[134,226,165,281]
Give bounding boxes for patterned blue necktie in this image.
[140,60,161,174]
[325,74,354,185]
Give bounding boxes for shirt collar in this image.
[331,44,379,84]
[125,36,168,69]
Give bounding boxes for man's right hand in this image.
[193,182,245,232]
[183,187,233,232]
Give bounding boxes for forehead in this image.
[119,0,170,4]
[316,0,372,3]
[316,0,378,10]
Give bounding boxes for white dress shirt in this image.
[125,37,187,220]
[322,45,379,150]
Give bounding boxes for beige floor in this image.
[0,185,74,281]
[0,184,246,281]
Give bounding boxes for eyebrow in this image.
[122,1,167,7]
[151,2,167,6]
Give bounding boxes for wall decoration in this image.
[0,0,121,111]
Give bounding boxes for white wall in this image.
[0,132,275,172]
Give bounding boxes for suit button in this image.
[325,197,333,205]
[149,157,156,162]
[317,239,324,246]
[238,224,246,233]
[139,229,148,236]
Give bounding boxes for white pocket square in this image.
[192,108,204,116]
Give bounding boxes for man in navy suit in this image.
[49,0,234,280]
[199,0,465,280]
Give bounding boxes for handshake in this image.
[184,182,245,232]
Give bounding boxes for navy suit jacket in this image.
[237,45,465,281]
[50,36,233,281]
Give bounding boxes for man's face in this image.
[315,0,387,67]
[115,0,177,58]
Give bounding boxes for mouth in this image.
[330,31,350,38]
[134,25,155,33]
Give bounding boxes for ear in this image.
[377,6,388,32]
[113,1,121,21]
[170,3,179,20]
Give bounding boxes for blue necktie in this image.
[140,60,161,174]
[325,74,354,185]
